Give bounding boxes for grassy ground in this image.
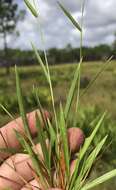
[0,61,116,126]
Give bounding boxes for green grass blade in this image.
[14,130,27,148]
[75,61,81,115]
[35,21,59,134]
[65,59,82,119]
[81,169,116,190]
[80,56,113,98]
[31,42,49,82]
[24,0,38,17]
[60,104,70,179]
[69,113,106,190]
[47,119,60,166]
[47,119,56,175]
[15,130,48,189]
[34,87,49,130]
[58,1,82,32]
[0,104,15,121]
[69,150,82,190]
[74,136,108,189]
[15,65,32,143]
[0,147,23,155]
[47,119,56,147]
[36,112,50,170]
[34,89,53,177]
[32,41,58,137]
[74,158,87,190]
[83,136,107,175]
[79,112,106,160]
[23,141,48,189]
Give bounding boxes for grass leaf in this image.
[69,113,106,190]
[74,136,108,189]
[31,42,49,82]
[60,103,70,179]
[47,119,56,147]
[36,112,50,170]
[83,135,107,176]
[0,147,23,155]
[80,56,113,98]
[15,65,32,143]
[79,112,106,160]
[81,169,116,190]
[15,130,48,189]
[65,59,82,119]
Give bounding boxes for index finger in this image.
[0,109,50,160]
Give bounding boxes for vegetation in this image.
[0,61,116,125]
[0,43,115,67]
[0,0,25,74]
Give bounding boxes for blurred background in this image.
[0,0,116,189]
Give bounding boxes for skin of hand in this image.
[0,110,51,190]
[0,110,84,190]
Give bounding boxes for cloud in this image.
[7,0,116,49]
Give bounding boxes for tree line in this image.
[0,0,116,71]
[0,43,115,67]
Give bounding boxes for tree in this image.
[112,32,116,50]
[0,0,25,74]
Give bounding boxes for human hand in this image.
[0,110,85,190]
[0,110,51,190]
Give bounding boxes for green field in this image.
[0,61,116,126]
[0,61,116,189]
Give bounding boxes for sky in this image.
[2,0,116,49]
